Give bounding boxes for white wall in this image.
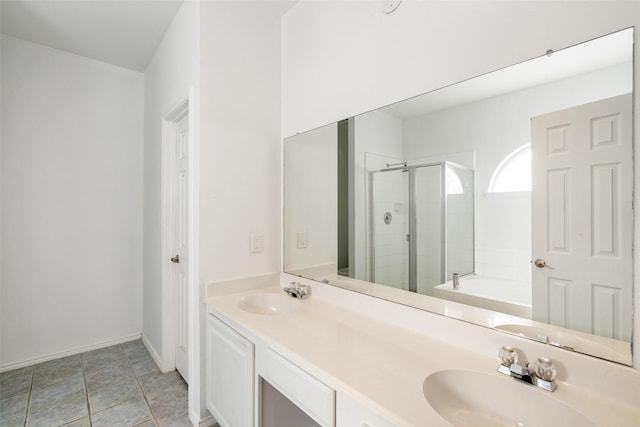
[198,0,289,419]
[282,1,640,136]
[199,1,286,284]
[281,1,640,370]
[143,2,288,420]
[142,0,200,370]
[1,35,144,369]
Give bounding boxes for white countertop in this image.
[205,281,640,426]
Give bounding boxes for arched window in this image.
[488,144,531,193]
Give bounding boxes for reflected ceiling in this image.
[381,29,632,119]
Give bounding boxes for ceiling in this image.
[0,0,183,72]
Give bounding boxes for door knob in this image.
[170,254,180,264]
[533,258,553,269]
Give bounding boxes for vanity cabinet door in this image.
[206,314,254,427]
[336,391,394,427]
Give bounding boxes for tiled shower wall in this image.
[372,170,408,290]
[475,246,531,282]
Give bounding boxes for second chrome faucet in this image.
[283,281,312,299]
[498,345,557,392]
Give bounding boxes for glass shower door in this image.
[414,165,444,296]
[370,169,409,290]
[370,162,474,295]
[445,164,474,281]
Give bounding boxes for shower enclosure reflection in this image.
[365,162,474,296]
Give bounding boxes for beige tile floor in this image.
[0,340,203,427]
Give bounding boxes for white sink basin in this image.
[423,370,595,427]
[238,292,299,315]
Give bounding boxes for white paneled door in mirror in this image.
[531,94,632,343]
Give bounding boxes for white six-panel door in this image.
[173,112,189,381]
[531,94,632,341]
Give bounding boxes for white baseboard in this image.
[141,333,165,373]
[191,412,217,427]
[0,333,142,373]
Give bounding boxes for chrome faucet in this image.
[497,346,557,391]
[452,273,460,290]
[284,282,312,299]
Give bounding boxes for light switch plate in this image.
[297,231,308,249]
[250,234,263,253]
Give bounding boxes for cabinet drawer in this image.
[264,348,335,427]
[336,391,394,427]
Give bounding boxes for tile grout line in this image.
[80,351,93,427]
[6,342,181,427]
[123,343,160,426]
[22,366,35,427]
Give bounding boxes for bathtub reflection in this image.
[433,275,531,318]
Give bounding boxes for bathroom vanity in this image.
[205,274,640,427]
[201,21,640,427]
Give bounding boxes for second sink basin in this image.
[495,323,632,365]
[423,370,595,427]
[238,292,299,315]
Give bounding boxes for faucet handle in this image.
[532,356,558,391]
[533,357,557,382]
[498,346,518,367]
[497,346,518,375]
[297,283,311,296]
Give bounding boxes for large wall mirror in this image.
[284,28,634,365]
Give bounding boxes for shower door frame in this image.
[369,161,448,293]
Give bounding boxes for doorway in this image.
[161,96,193,384]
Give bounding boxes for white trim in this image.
[186,85,202,425]
[160,124,172,372]
[0,334,142,373]
[488,143,531,193]
[141,333,164,372]
[482,190,531,199]
[196,415,218,427]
